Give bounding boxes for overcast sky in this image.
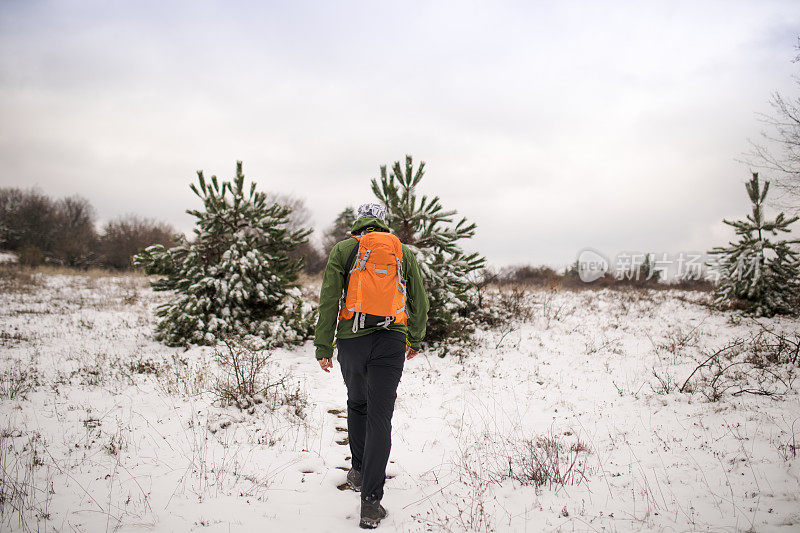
[1,0,798,267]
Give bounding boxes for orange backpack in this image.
[338,232,408,332]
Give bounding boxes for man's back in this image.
[313,204,429,529]
[314,215,429,361]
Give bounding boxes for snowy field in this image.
[1,269,799,532]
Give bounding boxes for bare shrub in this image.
[537,283,565,328]
[273,380,310,420]
[213,337,272,405]
[654,324,702,360]
[71,355,106,387]
[680,324,800,400]
[0,362,39,400]
[648,323,704,384]
[483,431,591,489]
[777,432,798,462]
[584,334,620,356]
[103,426,129,457]
[17,246,43,267]
[125,354,160,376]
[470,285,531,350]
[212,337,308,418]
[470,268,499,306]
[651,367,678,394]
[455,412,592,492]
[497,286,530,320]
[472,282,533,331]
[420,419,592,530]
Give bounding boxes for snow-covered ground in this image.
[1,270,799,532]
[0,251,17,264]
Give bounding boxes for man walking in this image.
[315,203,429,529]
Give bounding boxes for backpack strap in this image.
[343,237,359,288]
[340,236,360,314]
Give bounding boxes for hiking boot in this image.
[359,497,387,529]
[346,468,362,491]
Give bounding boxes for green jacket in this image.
[314,217,429,359]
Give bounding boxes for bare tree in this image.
[98,215,176,269]
[265,192,324,274]
[745,38,800,213]
[266,192,312,232]
[0,187,60,254]
[53,195,97,266]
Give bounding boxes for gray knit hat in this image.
[356,203,387,222]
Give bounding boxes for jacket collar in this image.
[350,216,391,235]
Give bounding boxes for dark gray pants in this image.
[337,330,406,502]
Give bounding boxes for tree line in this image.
[0,187,176,269]
[0,186,360,275]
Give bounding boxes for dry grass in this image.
[462,427,592,491]
[486,263,713,293]
[154,352,212,397]
[0,430,53,531]
[32,264,144,278]
[0,264,146,298]
[0,265,38,294]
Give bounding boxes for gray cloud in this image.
[1,0,798,267]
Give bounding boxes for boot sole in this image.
[359,518,380,529]
[359,508,387,528]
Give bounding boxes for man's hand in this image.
[405,346,419,360]
[318,358,333,372]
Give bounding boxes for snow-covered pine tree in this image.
[709,172,800,316]
[371,155,486,344]
[133,161,316,346]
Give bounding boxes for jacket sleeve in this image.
[314,242,345,359]
[403,247,429,349]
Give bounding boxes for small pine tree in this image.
[322,206,356,252]
[371,155,486,345]
[635,253,662,283]
[564,260,580,279]
[133,162,316,346]
[709,172,800,316]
